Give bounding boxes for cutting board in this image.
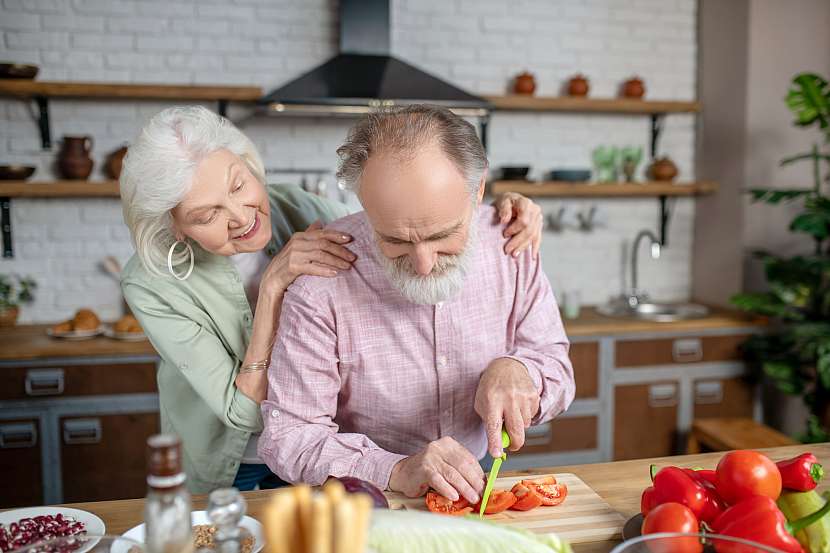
[385,473,625,544]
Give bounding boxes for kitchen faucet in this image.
[627,229,662,307]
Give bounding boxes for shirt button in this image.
[436,302,444,309]
[270,409,280,418]
[438,356,447,367]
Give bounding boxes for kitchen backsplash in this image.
[0,0,697,323]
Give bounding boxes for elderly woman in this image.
[118,106,543,493]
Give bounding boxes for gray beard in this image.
[376,216,478,305]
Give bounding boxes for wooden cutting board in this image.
[385,473,625,544]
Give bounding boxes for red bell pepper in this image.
[776,453,824,491]
[649,466,725,524]
[681,468,726,523]
[711,494,830,553]
[641,485,660,516]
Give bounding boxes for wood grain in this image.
[690,417,797,452]
[563,307,765,338]
[484,95,701,114]
[0,324,156,361]
[0,363,156,400]
[615,334,750,368]
[490,180,718,197]
[386,473,624,544]
[0,81,262,101]
[0,181,120,198]
[570,342,598,399]
[47,444,830,553]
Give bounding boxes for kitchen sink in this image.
[597,301,710,322]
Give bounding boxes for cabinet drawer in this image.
[693,377,755,419]
[614,382,678,460]
[615,334,749,368]
[0,362,157,400]
[0,419,43,508]
[571,342,598,399]
[61,412,159,502]
[517,416,598,455]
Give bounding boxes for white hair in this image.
[119,106,265,275]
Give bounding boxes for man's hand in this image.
[474,358,540,457]
[388,437,485,504]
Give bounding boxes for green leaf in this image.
[747,188,813,204]
[786,73,830,130]
[791,212,830,240]
[780,152,830,166]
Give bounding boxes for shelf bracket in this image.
[35,96,51,150]
[1,197,12,258]
[217,99,229,117]
[659,195,674,247]
[479,112,491,154]
[650,113,664,159]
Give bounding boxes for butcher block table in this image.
[45,443,829,552]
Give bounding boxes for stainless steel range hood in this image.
[258,0,491,117]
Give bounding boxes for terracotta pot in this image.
[0,306,19,327]
[567,74,590,97]
[57,135,94,180]
[513,72,536,95]
[648,156,679,181]
[622,76,646,99]
[105,145,128,180]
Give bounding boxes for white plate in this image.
[120,511,263,553]
[0,506,106,552]
[102,325,147,342]
[46,326,104,340]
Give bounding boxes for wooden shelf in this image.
[490,180,718,197]
[485,95,700,114]
[0,180,120,198]
[0,81,262,101]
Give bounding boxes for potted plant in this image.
[731,72,830,442]
[0,274,36,327]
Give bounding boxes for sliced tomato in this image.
[474,490,517,514]
[510,483,543,511]
[521,476,557,486]
[529,482,568,506]
[425,491,473,516]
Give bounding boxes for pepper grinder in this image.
[207,488,246,553]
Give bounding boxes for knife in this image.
[479,429,511,518]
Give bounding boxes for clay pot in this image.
[622,76,646,99]
[648,156,679,181]
[57,136,94,180]
[105,145,128,180]
[0,306,19,327]
[567,74,590,97]
[513,72,536,95]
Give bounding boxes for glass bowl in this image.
[8,535,144,553]
[611,532,787,553]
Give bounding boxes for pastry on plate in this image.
[51,320,73,333]
[114,314,142,334]
[72,308,101,331]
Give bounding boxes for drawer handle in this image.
[525,424,552,447]
[695,380,724,405]
[63,418,102,445]
[649,384,678,408]
[25,368,65,396]
[673,339,703,363]
[0,422,38,449]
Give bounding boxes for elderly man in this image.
[259,105,574,505]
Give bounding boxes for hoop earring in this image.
[167,240,194,281]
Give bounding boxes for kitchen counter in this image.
[563,306,765,337]
[50,443,827,553]
[0,324,156,361]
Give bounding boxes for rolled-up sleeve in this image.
[502,251,575,425]
[258,283,406,489]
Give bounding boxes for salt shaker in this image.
[206,488,246,553]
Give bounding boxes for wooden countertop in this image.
[50,443,827,552]
[563,306,766,337]
[0,324,156,361]
[0,307,763,361]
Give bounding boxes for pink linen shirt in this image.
[259,205,575,489]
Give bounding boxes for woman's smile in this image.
[233,213,261,241]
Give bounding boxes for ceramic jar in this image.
[57,136,94,180]
[105,145,128,180]
[648,156,679,181]
[567,74,590,97]
[513,72,536,95]
[622,76,646,99]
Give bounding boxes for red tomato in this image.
[425,492,472,516]
[510,483,544,511]
[716,450,782,505]
[521,479,568,506]
[642,503,703,553]
[475,490,517,514]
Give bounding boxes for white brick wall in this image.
[0,0,697,323]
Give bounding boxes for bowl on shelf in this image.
[549,169,591,182]
[0,63,39,79]
[0,165,36,180]
[499,166,531,181]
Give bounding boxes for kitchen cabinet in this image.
[0,418,43,507]
[614,382,679,460]
[615,334,748,367]
[693,377,754,419]
[60,412,159,503]
[571,342,599,399]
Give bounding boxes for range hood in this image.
[258,0,491,117]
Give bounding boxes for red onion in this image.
[0,514,86,553]
[336,476,389,509]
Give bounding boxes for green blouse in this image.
[121,184,350,493]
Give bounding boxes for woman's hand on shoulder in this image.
[493,192,543,259]
[260,221,356,298]
[235,370,267,404]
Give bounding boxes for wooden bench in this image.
[686,417,798,453]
